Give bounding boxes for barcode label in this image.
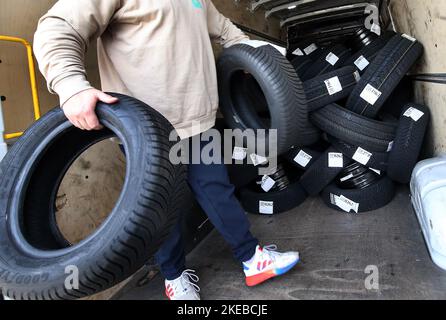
[354,55,370,71]
[331,194,359,213]
[328,152,344,168]
[403,107,425,122]
[360,84,382,105]
[232,147,247,160]
[250,154,268,166]
[326,52,340,66]
[261,176,276,192]
[304,43,318,55]
[259,201,274,215]
[292,48,304,56]
[294,150,313,168]
[352,147,373,166]
[324,76,343,95]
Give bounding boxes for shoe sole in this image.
[245,258,300,287]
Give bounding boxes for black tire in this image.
[291,55,314,77]
[310,104,397,152]
[300,44,352,81]
[300,147,352,196]
[283,147,322,171]
[0,94,188,300]
[346,34,424,118]
[329,137,389,172]
[342,36,389,73]
[239,180,307,215]
[217,44,319,155]
[304,66,358,112]
[321,176,396,213]
[387,103,430,183]
[240,74,269,115]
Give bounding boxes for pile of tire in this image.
[217,30,429,215]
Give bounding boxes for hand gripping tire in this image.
[0,94,188,300]
[217,44,319,156]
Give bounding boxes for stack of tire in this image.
[217,30,429,216]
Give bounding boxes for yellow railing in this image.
[0,35,41,140]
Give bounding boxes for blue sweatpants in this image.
[154,133,259,280]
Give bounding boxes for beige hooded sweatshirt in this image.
[33,0,248,139]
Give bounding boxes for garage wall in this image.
[389,0,446,155]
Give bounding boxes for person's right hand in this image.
[62,88,119,130]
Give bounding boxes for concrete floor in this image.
[115,186,446,300]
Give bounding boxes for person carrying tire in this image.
[33,0,300,300]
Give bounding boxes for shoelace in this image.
[181,269,201,293]
[262,244,280,262]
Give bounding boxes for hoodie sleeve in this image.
[33,0,122,106]
[206,0,249,48]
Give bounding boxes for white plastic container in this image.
[411,155,446,271]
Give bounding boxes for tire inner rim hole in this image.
[19,127,127,251]
[230,71,271,129]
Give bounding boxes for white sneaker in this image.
[165,269,201,300]
[243,245,300,287]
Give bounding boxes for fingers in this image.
[84,110,103,130]
[97,92,119,104]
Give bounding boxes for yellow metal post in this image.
[0,35,42,140]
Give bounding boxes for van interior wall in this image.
[389,0,446,156]
[0,0,280,299]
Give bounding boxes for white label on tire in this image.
[371,23,381,35]
[326,52,339,66]
[250,154,268,166]
[232,147,247,160]
[352,147,373,166]
[354,55,370,71]
[340,173,354,182]
[259,201,274,214]
[324,76,343,95]
[294,150,313,168]
[354,71,361,82]
[387,141,394,152]
[369,168,381,175]
[292,48,304,56]
[261,175,276,192]
[328,152,344,168]
[304,43,318,55]
[402,33,416,42]
[331,194,359,213]
[403,107,425,122]
[360,84,382,105]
